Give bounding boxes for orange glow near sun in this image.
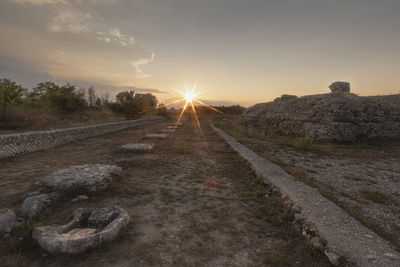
[171,83,223,128]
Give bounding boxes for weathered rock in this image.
[118,143,153,153]
[244,88,400,142]
[172,122,183,126]
[42,164,121,192]
[143,134,167,139]
[21,192,60,219]
[32,206,130,254]
[71,195,89,203]
[0,209,16,237]
[329,81,350,94]
[294,213,304,222]
[324,251,342,266]
[167,126,178,129]
[311,236,324,251]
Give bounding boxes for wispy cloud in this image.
[2,0,154,88]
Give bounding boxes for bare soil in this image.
[0,116,330,266]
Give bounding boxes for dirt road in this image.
[0,116,330,266]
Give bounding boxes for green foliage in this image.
[0,78,27,119]
[110,90,157,117]
[156,104,168,117]
[27,81,87,113]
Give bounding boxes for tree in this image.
[87,86,96,107]
[27,81,87,113]
[110,90,158,117]
[0,78,27,119]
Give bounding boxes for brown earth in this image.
[0,116,330,266]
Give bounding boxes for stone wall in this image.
[0,117,164,159]
[243,83,400,142]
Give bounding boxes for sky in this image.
[0,0,399,106]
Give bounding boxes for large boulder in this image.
[329,81,350,94]
[0,209,16,237]
[42,164,121,192]
[21,192,60,219]
[32,206,130,254]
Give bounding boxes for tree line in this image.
[0,78,164,123]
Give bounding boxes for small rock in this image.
[71,198,79,203]
[324,251,342,266]
[294,213,304,222]
[78,195,89,201]
[311,237,324,251]
[118,143,153,153]
[0,209,16,237]
[21,192,60,219]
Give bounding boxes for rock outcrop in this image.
[32,206,130,254]
[244,82,400,142]
[42,164,121,192]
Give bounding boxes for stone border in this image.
[211,125,400,267]
[0,117,165,159]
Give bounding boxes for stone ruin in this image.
[243,82,400,142]
[33,206,130,254]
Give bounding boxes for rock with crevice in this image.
[33,206,130,254]
[0,209,16,237]
[42,164,121,192]
[21,192,60,219]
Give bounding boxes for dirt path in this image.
[0,116,330,266]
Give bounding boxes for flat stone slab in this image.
[143,134,167,139]
[158,129,175,134]
[42,164,121,192]
[167,126,178,129]
[172,122,183,126]
[118,143,153,153]
[33,206,130,254]
[211,125,400,267]
[21,192,60,219]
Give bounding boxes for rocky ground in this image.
[0,116,330,266]
[216,119,400,251]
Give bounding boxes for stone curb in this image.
[0,117,165,159]
[211,124,400,267]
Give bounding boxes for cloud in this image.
[1,0,154,88]
[131,86,168,94]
